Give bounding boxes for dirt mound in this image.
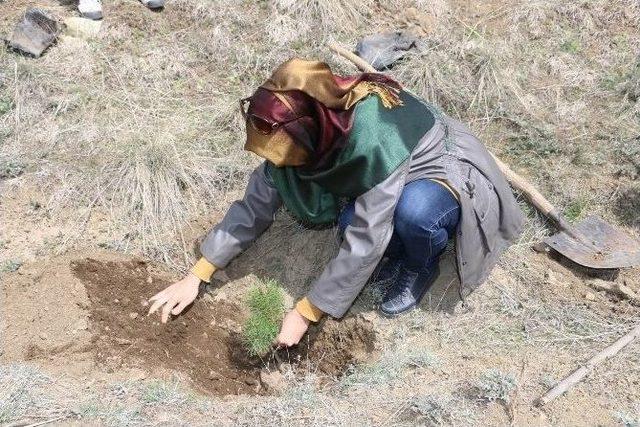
[2,252,380,397]
[70,258,262,396]
[282,315,378,377]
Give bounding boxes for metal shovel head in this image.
[544,215,640,269]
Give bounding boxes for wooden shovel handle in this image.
[328,43,565,227]
[488,154,557,218]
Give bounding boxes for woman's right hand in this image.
[148,273,201,323]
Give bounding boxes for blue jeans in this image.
[338,179,460,273]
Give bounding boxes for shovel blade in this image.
[544,216,640,269]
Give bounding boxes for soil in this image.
[2,251,380,397]
[70,257,263,396]
[282,315,378,377]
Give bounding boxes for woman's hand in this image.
[148,273,200,323]
[276,309,311,347]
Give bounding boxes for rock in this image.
[355,31,419,70]
[208,370,221,381]
[259,369,287,393]
[359,311,377,323]
[8,9,61,57]
[213,291,227,302]
[585,292,596,301]
[244,377,259,386]
[532,241,548,253]
[146,276,153,284]
[129,312,139,320]
[544,269,557,286]
[39,332,47,340]
[63,17,101,39]
[71,319,89,333]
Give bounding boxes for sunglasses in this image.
[240,97,302,135]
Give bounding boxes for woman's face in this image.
[244,124,310,167]
[242,89,312,167]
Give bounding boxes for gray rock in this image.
[355,31,419,71]
[8,8,60,57]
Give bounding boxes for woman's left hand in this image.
[276,309,310,347]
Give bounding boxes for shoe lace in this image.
[386,271,418,301]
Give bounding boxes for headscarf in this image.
[244,58,403,168]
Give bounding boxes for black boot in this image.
[370,257,403,284]
[379,264,440,316]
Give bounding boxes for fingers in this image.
[161,298,178,323]
[274,332,297,348]
[148,288,166,302]
[171,300,189,316]
[147,295,168,316]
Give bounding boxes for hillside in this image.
[1,0,639,425]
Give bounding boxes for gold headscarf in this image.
[260,58,403,110]
[244,58,403,167]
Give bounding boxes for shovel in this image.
[329,43,640,270]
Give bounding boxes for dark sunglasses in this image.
[240,97,302,135]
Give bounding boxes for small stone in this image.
[141,300,149,307]
[116,338,132,345]
[585,292,596,301]
[259,369,287,393]
[146,276,153,284]
[105,326,110,331]
[532,241,548,253]
[213,291,227,302]
[129,312,139,320]
[8,9,61,57]
[244,378,259,386]
[208,370,221,381]
[39,333,47,340]
[63,17,101,39]
[72,319,89,333]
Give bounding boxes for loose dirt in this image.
[2,252,380,397]
[71,257,263,396]
[282,316,378,377]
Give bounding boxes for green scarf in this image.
[266,91,435,224]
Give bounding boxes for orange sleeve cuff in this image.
[190,257,218,283]
[295,297,324,322]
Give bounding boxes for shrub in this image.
[476,369,517,404]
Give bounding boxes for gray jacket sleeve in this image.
[307,162,409,318]
[200,163,281,268]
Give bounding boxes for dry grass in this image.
[1,0,637,268]
[1,0,640,425]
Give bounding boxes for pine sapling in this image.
[242,280,285,357]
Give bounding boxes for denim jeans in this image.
[338,179,460,273]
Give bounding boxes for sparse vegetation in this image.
[615,410,640,427]
[141,380,193,407]
[409,394,475,426]
[0,259,21,273]
[476,369,517,404]
[242,279,285,356]
[564,197,589,222]
[342,346,439,387]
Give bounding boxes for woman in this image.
[148,59,524,347]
